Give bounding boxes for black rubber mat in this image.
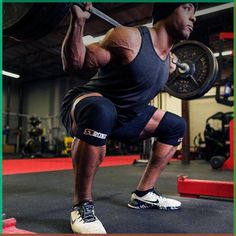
[3,160,233,233]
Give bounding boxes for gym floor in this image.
[3,157,233,234]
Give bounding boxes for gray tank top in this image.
[61,26,170,123]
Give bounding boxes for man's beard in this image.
[168,26,190,42]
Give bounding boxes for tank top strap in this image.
[137,26,156,55]
[137,26,170,63]
[137,26,150,36]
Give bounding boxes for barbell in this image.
[3,3,219,100]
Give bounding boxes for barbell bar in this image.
[74,3,122,27]
[3,3,219,100]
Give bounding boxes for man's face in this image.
[167,3,196,40]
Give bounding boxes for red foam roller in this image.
[177,176,233,199]
[2,218,36,234]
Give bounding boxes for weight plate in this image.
[3,3,71,42]
[165,40,219,100]
[3,3,33,30]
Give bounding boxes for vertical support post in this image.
[5,81,12,144]
[17,84,24,152]
[181,100,190,164]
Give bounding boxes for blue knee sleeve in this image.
[73,96,117,146]
[154,112,186,146]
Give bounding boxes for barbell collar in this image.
[174,60,191,74]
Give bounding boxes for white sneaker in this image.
[128,189,181,210]
[70,201,106,234]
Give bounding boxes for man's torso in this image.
[61,26,170,124]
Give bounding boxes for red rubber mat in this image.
[3,155,139,175]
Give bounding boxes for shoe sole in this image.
[71,223,107,234]
[127,203,181,210]
[70,219,107,234]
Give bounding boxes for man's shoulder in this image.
[101,26,142,63]
[112,26,140,39]
[113,26,139,33]
[105,26,141,48]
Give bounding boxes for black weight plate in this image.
[202,55,218,98]
[165,40,218,100]
[3,3,33,29]
[4,4,54,41]
[210,155,225,169]
[25,3,72,42]
[3,3,71,42]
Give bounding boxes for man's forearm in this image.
[61,16,87,72]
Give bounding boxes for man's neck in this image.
[151,22,175,58]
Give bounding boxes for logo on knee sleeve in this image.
[178,137,183,143]
[84,128,107,139]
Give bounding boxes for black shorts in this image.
[110,105,156,142]
[61,94,157,143]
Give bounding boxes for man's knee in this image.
[154,112,186,146]
[73,96,117,146]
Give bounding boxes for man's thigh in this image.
[139,109,167,140]
[109,106,157,142]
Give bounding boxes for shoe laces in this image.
[149,189,166,200]
[76,202,96,223]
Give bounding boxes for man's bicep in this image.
[84,27,133,69]
[84,43,112,69]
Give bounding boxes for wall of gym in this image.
[2,3,233,157]
[3,71,233,155]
